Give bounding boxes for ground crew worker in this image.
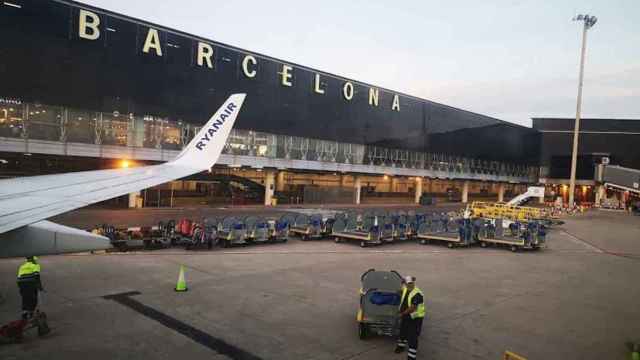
[395,275,425,359]
[17,256,43,319]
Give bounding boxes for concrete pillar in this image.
[498,183,505,203]
[264,170,276,206]
[354,176,362,205]
[276,171,285,192]
[128,191,141,208]
[340,174,349,188]
[595,185,605,206]
[414,177,423,204]
[462,181,470,204]
[391,177,399,192]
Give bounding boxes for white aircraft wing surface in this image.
[0,94,245,256]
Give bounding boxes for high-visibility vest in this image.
[400,286,426,319]
[17,261,40,283]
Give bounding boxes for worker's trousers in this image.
[397,317,423,359]
[18,282,38,312]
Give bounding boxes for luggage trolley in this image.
[406,211,420,238]
[289,214,324,240]
[217,216,247,247]
[477,218,546,252]
[356,269,403,339]
[245,216,271,243]
[186,217,217,250]
[380,216,395,243]
[392,212,412,241]
[270,214,292,243]
[416,213,475,248]
[333,214,382,247]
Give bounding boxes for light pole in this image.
[568,14,597,207]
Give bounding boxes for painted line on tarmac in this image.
[103,291,263,360]
[558,230,605,253]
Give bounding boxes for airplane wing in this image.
[0,94,246,257]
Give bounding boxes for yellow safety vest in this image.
[17,261,41,282]
[400,286,426,319]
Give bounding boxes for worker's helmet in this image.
[26,256,38,263]
[403,275,415,284]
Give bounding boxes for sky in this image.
[83,0,640,127]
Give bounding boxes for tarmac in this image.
[1,208,639,360]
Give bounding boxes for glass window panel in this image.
[101,113,129,146]
[27,103,63,141]
[0,101,24,138]
[161,119,182,150]
[66,109,95,144]
[143,116,162,148]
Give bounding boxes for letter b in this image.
[79,9,100,41]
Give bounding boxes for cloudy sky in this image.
[84,0,639,127]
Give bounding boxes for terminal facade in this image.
[534,117,640,206]
[0,0,587,207]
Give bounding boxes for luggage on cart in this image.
[186,218,217,250]
[357,269,403,339]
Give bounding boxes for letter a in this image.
[392,94,400,111]
[143,28,163,56]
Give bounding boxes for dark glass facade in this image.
[1,0,539,164]
[533,118,640,179]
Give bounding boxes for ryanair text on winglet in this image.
[195,102,237,151]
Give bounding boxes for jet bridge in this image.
[600,165,640,194]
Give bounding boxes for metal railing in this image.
[0,99,537,179]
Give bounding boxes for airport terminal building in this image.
[0,0,558,206]
[534,117,640,206]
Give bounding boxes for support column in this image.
[276,171,285,192]
[498,183,505,203]
[391,177,399,192]
[340,174,349,188]
[264,170,276,206]
[354,176,362,205]
[414,177,423,204]
[128,191,141,208]
[595,185,605,206]
[426,178,433,193]
[462,181,470,204]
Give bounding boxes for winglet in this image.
[172,94,246,170]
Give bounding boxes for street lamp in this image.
[568,14,597,208]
